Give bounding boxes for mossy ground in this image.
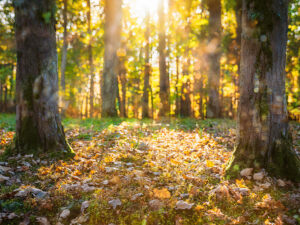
[0,114,299,225]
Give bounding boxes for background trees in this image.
[0,0,298,121]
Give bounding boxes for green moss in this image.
[266,134,300,182]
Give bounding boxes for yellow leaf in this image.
[195,205,205,211]
[110,176,121,185]
[73,170,82,176]
[206,160,214,168]
[235,179,247,188]
[153,188,171,199]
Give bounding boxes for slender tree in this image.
[158,0,169,117]
[87,0,95,118]
[118,40,127,117]
[226,0,300,181]
[180,0,192,117]
[14,0,73,155]
[174,54,180,117]
[206,0,222,118]
[142,11,151,118]
[233,0,242,118]
[101,0,122,117]
[60,0,68,91]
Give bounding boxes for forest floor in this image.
[0,114,300,225]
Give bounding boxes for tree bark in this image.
[158,1,169,117]
[226,0,300,182]
[14,0,73,156]
[233,0,242,119]
[118,40,127,118]
[60,0,68,91]
[206,0,221,118]
[118,72,127,117]
[87,0,95,118]
[180,56,192,117]
[0,81,2,112]
[4,85,7,112]
[142,11,151,118]
[175,55,180,117]
[101,0,122,117]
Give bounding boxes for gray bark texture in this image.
[60,0,68,91]
[87,0,95,118]
[206,0,222,118]
[158,1,170,117]
[142,11,151,118]
[226,0,300,182]
[101,0,122,117]
[14,0,73,156]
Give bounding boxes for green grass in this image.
[0,113,237,132]
[0,114,15,131]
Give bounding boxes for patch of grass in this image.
[0,114,15,131]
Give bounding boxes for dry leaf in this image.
[153,188,171,199]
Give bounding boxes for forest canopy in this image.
[0,0,298,119]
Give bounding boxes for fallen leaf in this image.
[36,217,50,225]
[60,209,70,219]
[175,200,194,210]
[109,198,122,209]
[240,168,253,177]
[153,188,171,199]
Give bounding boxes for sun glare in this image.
[124,0,163,20]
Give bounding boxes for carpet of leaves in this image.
[0,116,300,225]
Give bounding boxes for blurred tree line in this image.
[0,0,299,120]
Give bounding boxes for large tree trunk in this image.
[142,11,151,119]
[206,0,221,118]
[226,0,300,181]
[87,0,95,118]
[158,1,169,117]
[101,0,122,117]
[14,0,73,156]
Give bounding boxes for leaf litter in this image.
[0,119,299,224]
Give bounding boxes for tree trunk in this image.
[142,11,151,118]
[206,0,221,118]
[60,0,67,91]
[9,64,14,99]
[4,85,7,112]
[101,0,122,117]
[175,55,180,117]
[85,95,89,118]
[226,0,300,182]
[60,0,68,117]
[180,56,192,117]
[14,0,73,156]
[158,1,169,117]
[233,0,242,119]
[87,0,95,118]
[0,81,2,112]
[118,72,127,117]
[118,40,127,118]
